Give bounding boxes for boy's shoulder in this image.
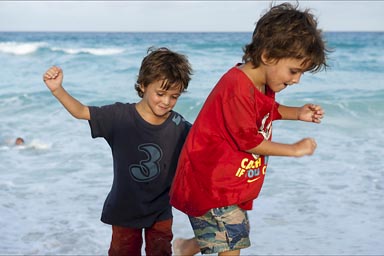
[171,111,191,129]
[89,102,134,121]
[90,101,133,109]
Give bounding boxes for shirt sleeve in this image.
[272,102,282,121]
[88,104,118,140]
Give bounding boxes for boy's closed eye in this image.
[156,91,181,99]
[290,69,304,75]
[172,94,181,99]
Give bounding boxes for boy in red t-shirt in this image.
[171,3,330,255]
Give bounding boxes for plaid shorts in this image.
[189,205,250,254]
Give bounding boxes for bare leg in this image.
[218,249,240,256]
[173,237,200,256]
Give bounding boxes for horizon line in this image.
[1,30,383,33]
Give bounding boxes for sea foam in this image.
[51,46,125,55]
[0,41,46,55]
[0,41,125,56]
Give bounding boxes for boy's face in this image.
[140,80,181,119]
[264,58,306,92]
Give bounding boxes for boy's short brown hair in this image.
[243,2,329,72]
[135,47,192,98]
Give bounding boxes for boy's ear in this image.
[261,51,277,65]
[261,51,271,65]
[139,83,145,93]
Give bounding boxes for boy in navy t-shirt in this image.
[43,47,193,255]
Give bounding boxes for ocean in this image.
[0,31,383,255]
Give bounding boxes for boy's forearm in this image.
[52,87,90,120]
[278,105,299,120]
[246,140,298,157]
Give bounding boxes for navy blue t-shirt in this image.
[88,102,191,228]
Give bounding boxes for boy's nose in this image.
[292,74,302,84]
[163,96,170,105]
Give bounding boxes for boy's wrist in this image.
[296,108,300,120]
[51,86,64,97]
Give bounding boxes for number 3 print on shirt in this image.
[129,143,163,182]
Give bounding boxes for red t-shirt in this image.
[170,65,282,217]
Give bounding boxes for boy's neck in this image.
[135,102,170,125]
[238,62,266,93]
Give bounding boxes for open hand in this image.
[298,104,324,123]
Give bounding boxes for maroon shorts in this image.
[108,218,173,256]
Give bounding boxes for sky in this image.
[0,1,383,32]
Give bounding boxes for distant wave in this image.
[0,42,46,55]
[0,41,125,56]
[50,46,125,55]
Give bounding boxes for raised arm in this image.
[43,66,90,120]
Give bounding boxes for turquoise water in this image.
[0,32,383,255]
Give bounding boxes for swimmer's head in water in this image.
[15,137,24,145]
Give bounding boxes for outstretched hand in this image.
[297,104,324,123]
[43,66,63,93]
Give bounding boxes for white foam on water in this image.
[0,41,47,55]
[51,46,125,55]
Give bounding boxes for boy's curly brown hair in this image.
[135,47,192,98]
[243,2,330,73]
